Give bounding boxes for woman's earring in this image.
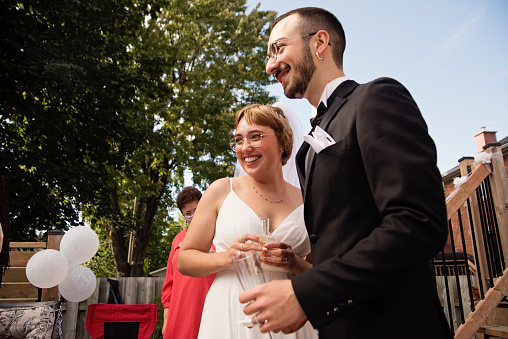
[316,52,322,60]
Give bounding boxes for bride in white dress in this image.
[178,104,317,339]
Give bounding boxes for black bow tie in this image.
[310,102,327,128]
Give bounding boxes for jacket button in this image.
[310,234,318,243]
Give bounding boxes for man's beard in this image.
[284,46,315,99]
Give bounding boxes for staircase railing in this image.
[436,143,508,338]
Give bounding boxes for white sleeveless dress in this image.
[197,180,318,339]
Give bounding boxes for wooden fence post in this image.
[45,229,65,251]
[41,229,65,302]
[484,143,508,268]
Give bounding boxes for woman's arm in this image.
[177,178,264,277]
[177,178,231,278]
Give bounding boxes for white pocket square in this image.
[303,126,336,154]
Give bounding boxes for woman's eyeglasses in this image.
[229,133,275,152]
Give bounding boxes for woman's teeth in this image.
[245,156,260,163]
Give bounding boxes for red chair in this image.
[86,304,157,339]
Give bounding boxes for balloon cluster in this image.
[26,226,99,302]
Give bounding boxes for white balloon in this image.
[26,249,69,288]
[58,264,97,302]
[60,226,99,265]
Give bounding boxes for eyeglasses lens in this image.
[265,43,278,64]
[184,213,194,224]
[229,135,264,151]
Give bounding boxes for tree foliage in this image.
[0,0,152,240]
[143,216,185,276]
[84,0,276,276]
[2,0,276,275]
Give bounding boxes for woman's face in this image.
[234,119,282,179]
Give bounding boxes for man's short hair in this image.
[272,7,346,69]
[176,186,202,213]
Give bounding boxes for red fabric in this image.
[161,229,216,339]
[86,304,157,339]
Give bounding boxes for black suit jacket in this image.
[292,78,452,338]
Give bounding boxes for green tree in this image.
[0,0,154,240]
[87,209,184,277]
[83,0,276,276]
[85,227,117,278]
[142,212,186,276]
[1,0,275,276]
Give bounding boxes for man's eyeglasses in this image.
[229,133,275,152]
[265,32,318,65]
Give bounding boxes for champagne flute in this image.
[232,250,274,339]
[250,217,270,248]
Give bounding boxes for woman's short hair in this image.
[235,104,293,166]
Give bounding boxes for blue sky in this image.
[246,0,508,174]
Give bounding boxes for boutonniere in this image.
[303,126,336,154]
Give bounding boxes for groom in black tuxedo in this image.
[240,7,453,339]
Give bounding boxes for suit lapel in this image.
[300,80,360,201]
[295,142,309,193]
[303,145,316,195]
[320,80,360,130]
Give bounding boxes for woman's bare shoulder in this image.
[208,177,231,190]
[202,177,232,200]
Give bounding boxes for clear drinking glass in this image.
[232,250,273,338]
[232,250,266,290]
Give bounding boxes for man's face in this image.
[265,14,316,99]
[181,200,199,225]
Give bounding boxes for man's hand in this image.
[239,280,308,334]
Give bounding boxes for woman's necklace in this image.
[249,176,286,204]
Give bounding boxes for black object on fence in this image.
[107,278,124,304]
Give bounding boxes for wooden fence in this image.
[435,275,478,331]
[61,277,165,339]
[0,230,65,303]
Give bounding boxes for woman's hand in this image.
[261,242,311,275]
[227,234,265,261]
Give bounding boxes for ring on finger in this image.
[240,243,243,251]
[237,250,241,256]
[252,314,259,326]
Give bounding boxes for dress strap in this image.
[229,178,234,191]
